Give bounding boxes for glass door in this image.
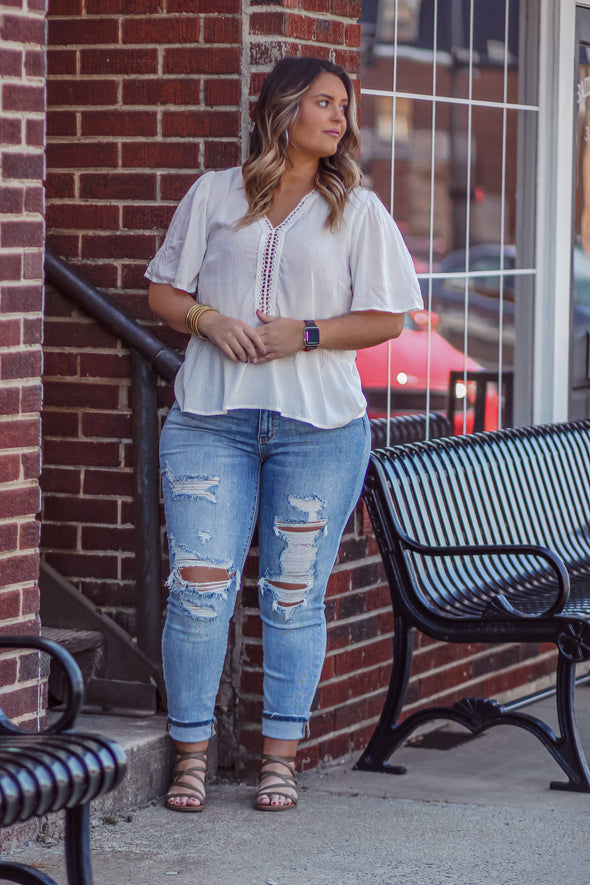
[571,6,590,418]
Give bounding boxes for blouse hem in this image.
[174,401,368,431]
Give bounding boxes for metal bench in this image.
[356,418,590,791]
[369,412,451,448]
[0,636,127,885]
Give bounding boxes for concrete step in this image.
[34,712,173,847]
[42,625,159,715]
[78,712,173,819]
[42,626,105,705]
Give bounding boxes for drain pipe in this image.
[131,353,163,665]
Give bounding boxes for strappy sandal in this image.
[165,748,207,813]
[254,754,298,812]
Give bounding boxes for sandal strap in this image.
[168,749,208,804]
[170,787,206,802]
[256,786,296,803]
[175,748,207,764]
[260,754,296,778]
[172,773,206,798]
[256,754,298,802]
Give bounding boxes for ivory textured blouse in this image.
[145,166,423,429]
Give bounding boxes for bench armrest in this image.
[397,532,570,618]
[0,635,83,734]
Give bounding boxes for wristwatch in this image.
[303,320,320,351]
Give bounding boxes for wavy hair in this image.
[239,56,361,232]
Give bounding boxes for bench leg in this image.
[0,862,59,884]
[548,651,590,791]
[357,639,590,792]
[354,615,413,774]
[64,804,94,885]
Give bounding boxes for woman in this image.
[146,56,423,813]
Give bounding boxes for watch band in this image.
[303,320,320,351]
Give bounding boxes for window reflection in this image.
[359,0,537,429]
[362,0,520,101]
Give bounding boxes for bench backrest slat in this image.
[368,419,590,619]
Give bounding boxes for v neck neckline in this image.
[263,190,318,231]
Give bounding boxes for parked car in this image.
[419,244,516,368]
[420,243,590,369]
[356,309,499,433]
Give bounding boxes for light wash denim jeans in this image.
[159,404,371,743]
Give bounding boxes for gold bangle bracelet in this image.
[185,303,202,335]
[185,303,218,338]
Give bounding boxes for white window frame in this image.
[534,0,581,422]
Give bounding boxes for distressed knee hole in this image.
[179,565,230,585]
[273,520,327,588]
[262,499,328,618]
[277,522,325,533]
[171,562,233,621]
[266,580,307,607]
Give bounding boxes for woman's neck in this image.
[265,159,319,227]
[280,154,319,194]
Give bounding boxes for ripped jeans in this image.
[159,404,371,743]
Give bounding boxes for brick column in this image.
[0,2,46,725]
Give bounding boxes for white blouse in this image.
[145,166,423,429]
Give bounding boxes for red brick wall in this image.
[0,1,46,727]
[41,0,558,777]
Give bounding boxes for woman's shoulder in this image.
[348,186,386,213]
[344,186,390,227]
[208,165,243,186]
[186,165,242,197]
[173,167,243,223]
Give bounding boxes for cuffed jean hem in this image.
[167,716,215,744]
[261,713,311,741]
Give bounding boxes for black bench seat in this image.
[0,636,127,885]
[356,418,590,791]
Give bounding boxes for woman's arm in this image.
[148,282,268,363]
[254,309,405,361]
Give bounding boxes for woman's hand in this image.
[254,311,304,361]
[148,283,267,363]
[198,310,268,363]
[254,308,405,361]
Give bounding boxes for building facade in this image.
[0,0,589,784]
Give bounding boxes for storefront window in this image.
[358,0,538,435]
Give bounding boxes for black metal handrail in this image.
[45,248,182,381]
[44,247,182,669]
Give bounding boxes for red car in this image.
[356,310,499,434]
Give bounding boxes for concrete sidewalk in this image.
[6,685,590,885]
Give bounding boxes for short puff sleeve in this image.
[349,190,423,314]
[145,171,215,294]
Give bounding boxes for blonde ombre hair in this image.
[240,57,361,232]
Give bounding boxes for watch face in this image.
[304,325,320,348]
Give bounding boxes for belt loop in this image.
[258,409,274,440]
